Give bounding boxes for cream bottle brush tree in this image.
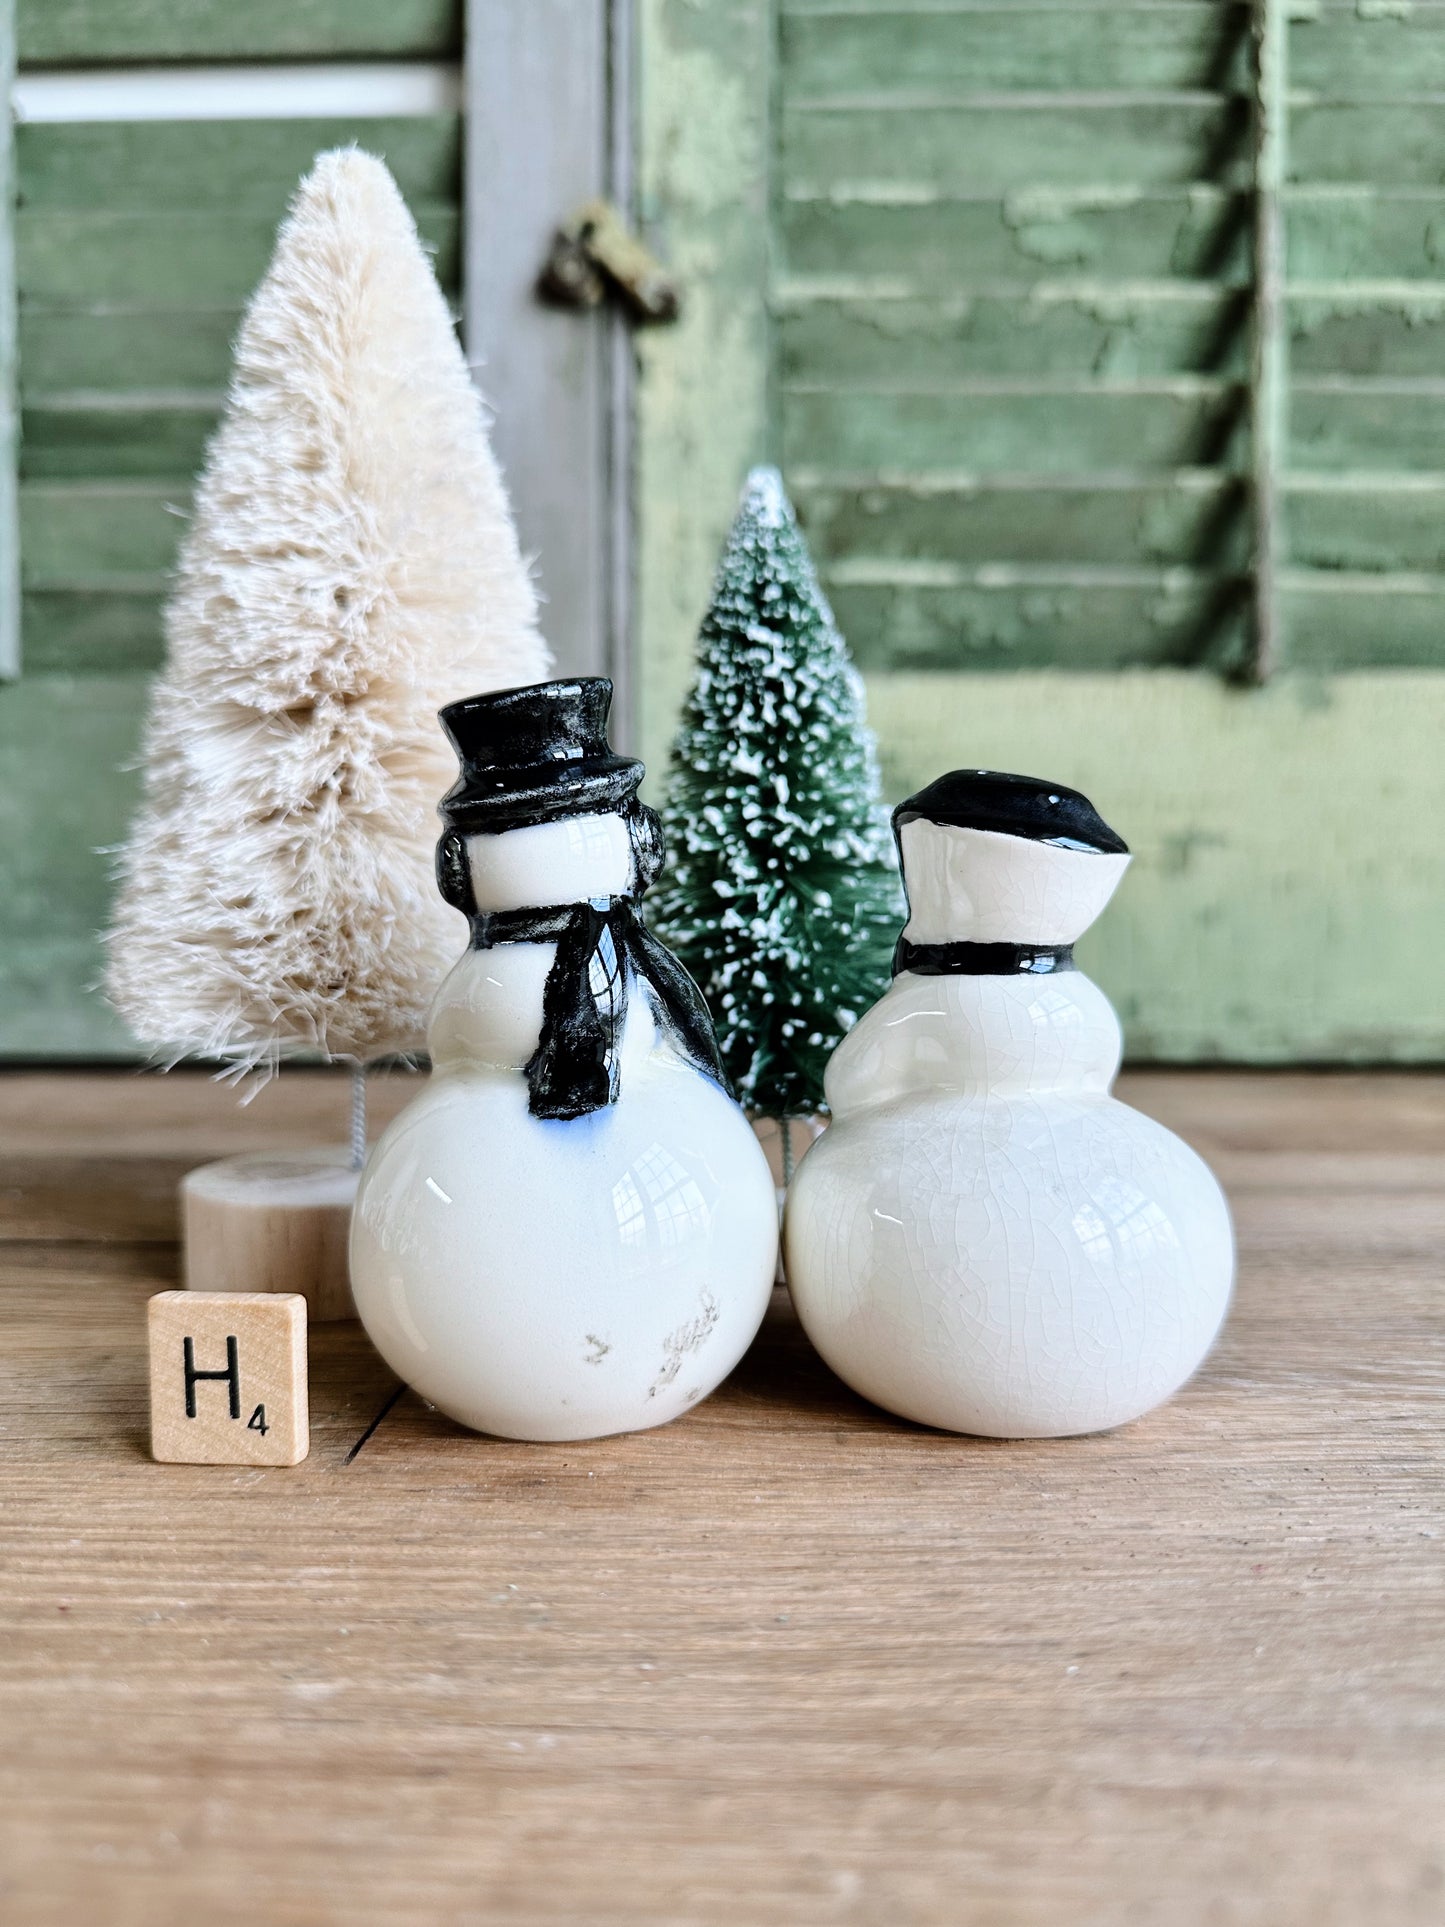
[105,147,550,1310]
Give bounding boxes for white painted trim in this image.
[464,0,635,724]
[12,63,461,125]
[605,0,637,749]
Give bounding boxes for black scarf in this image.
[470,898,728,1120]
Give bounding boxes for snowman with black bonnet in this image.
[784,769,1233,1438]
[351,678,778,1441]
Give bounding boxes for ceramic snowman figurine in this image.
[784,770,1233,1438]
[351,678,778,1441]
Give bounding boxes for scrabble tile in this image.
[148,1291,308,1466]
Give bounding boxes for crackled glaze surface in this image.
[784,776,1234,1439]
[350,682,778,1442]
[897,819,1130,948]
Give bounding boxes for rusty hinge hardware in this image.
[537,199,681,325]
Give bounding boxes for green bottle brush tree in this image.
[653,467,904,1179]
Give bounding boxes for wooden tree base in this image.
[181,1151,360,1322]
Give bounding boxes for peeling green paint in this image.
[636,0,1445,1061]
[636,0,773,784]
[865,670,1445,1061]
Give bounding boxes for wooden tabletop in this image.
[2,1068,1442,1926]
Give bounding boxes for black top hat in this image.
[893,769,1127,855]
[438,678,644,835]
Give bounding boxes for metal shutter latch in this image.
[537,199,681,325]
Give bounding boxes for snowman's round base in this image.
[181,1150,359,1322]
[351,1067,779,1440]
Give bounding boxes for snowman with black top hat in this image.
[351,679,778,1441]
[784,769,1234,1438]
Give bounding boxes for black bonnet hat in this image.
[438,678,643,835]
[893,770,1128,855]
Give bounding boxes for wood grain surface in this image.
[1,1068,1442,1925]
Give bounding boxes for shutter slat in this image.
[18,1,462,66]
[783,382,1245,476]
[1282,572,1445,669]
[825,571,1245,672]
[795,473,1245,569]
[1290,381,1445,472]
[20,591,164,672]
[780,190,1249,283]
[20,481,183,582]
[798,471,1445,576]
[784,99,1250,195]
[780,286,1445,381]
[1290,189,1445,278]
[16,115,460,209]
[1289,474,1445,572]
[827,567,1445,673]
[1292,101,1445,181]
[779,288,1247,379]
[22,399,226,479]
[17,204,459,306]
[784,5,1246,95]
[1291,287,1445,376]
[782,187,1445,285]
[20,311,242,391]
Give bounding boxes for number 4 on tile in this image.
[148,1292,309,1465]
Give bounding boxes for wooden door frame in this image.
[463,0,635,742]
[629,0,773,783]
[1,4,18,682]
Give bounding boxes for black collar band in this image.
[893,937,1075,978]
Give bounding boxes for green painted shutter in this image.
[777,0,1253,674]
[636,0,1445,1060]
[775,0,1445,675]
[1285,2,1445,660]
[1,3,462,1053]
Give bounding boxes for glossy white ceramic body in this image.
[784,882,1234,1439]
[350,813,778,1442]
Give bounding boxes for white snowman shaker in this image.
[784,770,1233,1438]
[350,678,778,1441]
